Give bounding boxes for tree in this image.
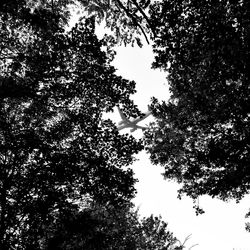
[0,3,144,248]
[144,0,250,209]
[78,0,156,46]
[39,201,184,250]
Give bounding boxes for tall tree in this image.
[40,201,185,250]
[0,2,144,248]
[144,0,250,210]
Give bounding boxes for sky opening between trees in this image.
[0,0,250,249]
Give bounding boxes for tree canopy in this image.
[41,201,184,250]
[0,0,190,248]
[76,0,156,46]
[4,0,250,247]
[0,1,148,248]
[144,0,250,208]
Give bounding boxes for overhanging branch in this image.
[115,0,150,44]
[130,0,156,38]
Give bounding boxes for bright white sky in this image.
[107,43,250,250]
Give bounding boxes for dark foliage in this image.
[0,2,144,248]
[42,201,183,250]
[79,0,155,46]
[145,0,250,205]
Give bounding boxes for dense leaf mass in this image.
[80,0,155,46]
[41,201,182,250]
[0,2,144,248]
[145,0,250,202]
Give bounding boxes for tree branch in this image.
[115,0,150,44]
[130,0,156,38]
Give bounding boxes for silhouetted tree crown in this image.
[42,201,184,250]
[0,1,147,248]
[144,0,250,209]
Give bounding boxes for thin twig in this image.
[188,243,199,249]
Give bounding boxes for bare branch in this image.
[189,243,199,250]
